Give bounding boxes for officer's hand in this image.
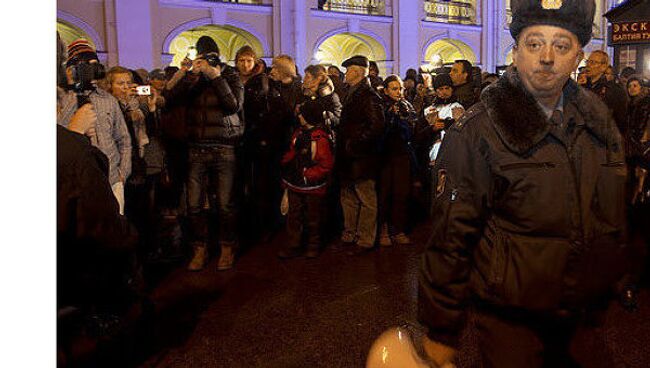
[422,337,457,367]
[68,103,97,135]
[433,119,446,131]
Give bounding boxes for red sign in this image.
[611,21,650,44]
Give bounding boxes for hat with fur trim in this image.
[510,0,595,47]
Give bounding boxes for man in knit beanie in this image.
[58,38,132,214]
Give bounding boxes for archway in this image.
[423,38,477,68]
[57,20,96,50]
[313,32,388,76]
[167,25,264,67]
[505,48,513,65]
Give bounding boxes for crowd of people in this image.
[56,10,650,363]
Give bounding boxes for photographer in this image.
[414,73,464,212]
[378,75,418,247]
[166,36,244,272]
[57,39,132,215]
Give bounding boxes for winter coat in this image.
[624,93,650,168]
[589,75,629,135]
[265,77,303,151]
[336,78,386,182]
[242,63,270,145]
[381,95,418,167]
[452,81,478,110]
[281,126,335,196]
[166,64,244,146]
[57,125,138,306]
[419,69,632,348]
[299,78,343,131]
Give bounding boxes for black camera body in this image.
[71,62,105,107]
[395,100,413,119]
[203,52,221,67]
[71,62,105,93]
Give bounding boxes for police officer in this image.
[418,1,634,366]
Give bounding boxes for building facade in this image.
[57,0,620,76]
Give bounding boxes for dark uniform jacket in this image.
[166,65,244,146]
[419,70,631,347]
[336,78,386,182]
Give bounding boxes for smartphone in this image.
[136,85,151,96]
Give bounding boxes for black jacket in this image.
[589,75,629,135]
[419,70,631,347]
[167,64,244,146]
[625,94,650,168]
[242,68,270,144]
[57,126,138,307]
[452,81,478,110]
[299,78,342,131]
[336,78,386,181]
[265,77,303,150]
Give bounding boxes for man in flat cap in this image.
[337,55,386,255]
[418,0,635,366]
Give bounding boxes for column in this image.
[395,0,420,76]
[482,0,498,72]
[294,0,307,70]
[114,0,154,69]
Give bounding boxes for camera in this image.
[395,100,412,119]
[201,52,221,67]
[70,61,105,107]
[136,85,151,96]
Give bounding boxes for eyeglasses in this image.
[586,59,607,65]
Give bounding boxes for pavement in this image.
[131,223,650,368]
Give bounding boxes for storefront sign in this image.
[611,21,650,44]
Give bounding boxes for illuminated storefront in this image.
[605,0,650,78]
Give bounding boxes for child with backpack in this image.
[277,100,335,259]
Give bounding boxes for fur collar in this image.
[481,68,612,156]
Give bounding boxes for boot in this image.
[187,243,208,271]
[217,242,235,271]
[391,232,412,245]
[379,224,392,247]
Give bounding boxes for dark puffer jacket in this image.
[419,69,632,348]
[167,64,244,146]
[336,78,386,182]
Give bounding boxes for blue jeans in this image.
[187,145,238,245]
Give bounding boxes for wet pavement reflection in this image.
[138,223,650,368]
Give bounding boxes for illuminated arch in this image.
[423,38,477,66]
[504,44,514,66]
[312,30,388,75]
[165,23,265,67]
[56,10,104,52]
